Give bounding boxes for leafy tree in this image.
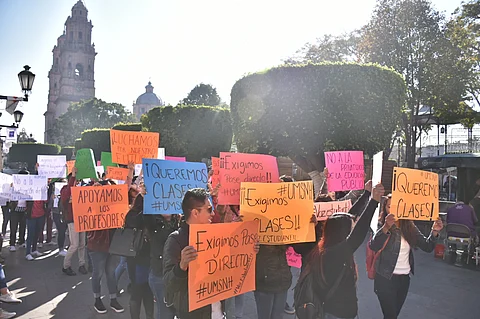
[17,128,37,143]
[141,105,233,162]
[230,63,406,172]
[60,147,75,160]
[181,84,222,106]
[49,98,136,147]
[9,143,60,172]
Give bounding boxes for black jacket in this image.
[163,222,213,318]
[369,223,438,280]
[146,215,179,277]
[125,195,150,267]
[255,245,292,293]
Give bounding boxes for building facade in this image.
[132,81,164,120]
[44,0,96,143]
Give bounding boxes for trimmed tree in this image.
[230,63,406,172]
[8,143,61,172]
[141,105,233,162]
[60,147,75,160]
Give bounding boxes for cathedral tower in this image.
[44,0,96,143]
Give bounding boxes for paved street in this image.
[1,229,479,319]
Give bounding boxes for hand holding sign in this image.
[372,183,385,202]
[180,246,198,271]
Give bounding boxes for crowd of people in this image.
[0,162,448,319]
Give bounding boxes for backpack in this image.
[294,263,346,319]
[366,234,390,279]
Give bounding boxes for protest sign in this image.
[66,160,75,176]
[188,221,258,311]
[100,152,118,170]
[12,175,48,201]
[96,166,105,178]
[134,164,142,177]
[211,157,220,188]
[0,173,12,201]
[53,182,67,208]
[371,151,383,232]
[37,155,67,178]
[325,151,365,192]
[165,156,186,162]
[107,167,129,181]
[157,148,165,159]
[75,149,97,180]
[71,184,129,232]
[391,167,439,221]
[240,181,315,244]
[286,246,302,268]
[218,152,279,205]
[143,159,208,214]
[110,129,159,165]
[314,199,352,221]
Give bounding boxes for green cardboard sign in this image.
[101,152,118,171]
[75,149,97,180]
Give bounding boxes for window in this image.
[54,83,57,89]
[79,32,82,40]
[68,62,72,69]
[141,108,146,114]
[70,31,73,39]
[74,63,84,77]
[80,10,82,15]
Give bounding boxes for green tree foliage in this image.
[141,105,233,162]
[60,147,75,160]
[9,143,61,172]
[49,98,136,147]
[230,63,406,172]
[181,83,222,106]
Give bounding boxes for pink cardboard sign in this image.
[286,246,302,268]
[218,152,279,205]
[325,151,365,192]
[165,156,186,162]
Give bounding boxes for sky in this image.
[0,0,463,144]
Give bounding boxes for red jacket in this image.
[60,176,76,223]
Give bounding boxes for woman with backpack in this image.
[369,194,443,319]
[295,181,384,319]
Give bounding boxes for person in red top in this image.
[25,199,46,261]
[61,167,87,276]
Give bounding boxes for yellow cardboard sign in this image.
[391,167,439,221]
[240,181,315,245]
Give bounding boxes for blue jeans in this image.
[52,213,66,250]
[254,290,287,319]
[115,256,129,284]
[225,294,245,319]
[148,272,174,319]
[89,251,117,299]
[0,264,7,289]
[26,215,45,255]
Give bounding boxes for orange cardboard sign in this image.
[218,152,279,205]
[107,167,129,181]
[240,181,315,245]
[211,157,220,188]
[110,129,160,165]
[71,184,129,232]
[391,167,439,221]
[188,221,258,312]
[66,160,75,176]
[314,199,352,221]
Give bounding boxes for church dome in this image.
[135,81,163,105]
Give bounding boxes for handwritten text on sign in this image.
[71,184,129,232]
[110,130,160,165]
[37,155,67,178]
[12,175,48,201]
[0,173,12,201]
[188,221,258,312]
[211,157,220,188]
[142,159,208,214]
[391,167,439,221]
[107,167,129,181]
[314,199,352,221]
[325,151,365,192]
[286,246,302,268]
[218,152,279,205]
[240,181,315,244]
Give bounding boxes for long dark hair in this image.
[381,194,417,247]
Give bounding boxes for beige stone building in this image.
[132,81,164,120]
[44,0,96,143]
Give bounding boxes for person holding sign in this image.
[296,182,384,319]
[369,194,443,319]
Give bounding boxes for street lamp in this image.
[13,110,24,125]
[0,65,36,102]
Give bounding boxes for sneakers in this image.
[78,265,88,275]
[284,302,295,315]
[31,251,42,257]
[8,246,15,252]
[37,243,43,248]
[94,298,107,314]
[58,250,67,257]
[25,254,34,261]
[0,308,16,319]
[110,299,124,313]
[0,292,22,304]
[62,267,76,276]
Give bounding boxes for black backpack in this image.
[294,264,346,319]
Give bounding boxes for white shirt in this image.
[393,236,411,275]
[211,301,223,319]
[17,200,27,208]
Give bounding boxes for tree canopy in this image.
[181,83,222,106]
[230,63,406,172]
[141,105,232,162]
[49,98,136,147]
[9,143,61,172]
